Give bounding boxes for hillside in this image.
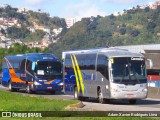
[49,6,160,58]
[0,5,66,49]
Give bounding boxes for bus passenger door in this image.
[96,54,110,98]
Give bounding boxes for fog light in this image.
[142,88,147,92]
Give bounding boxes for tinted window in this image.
[20,59,26,71]
[2,59,8,68]
[97,54,109,80]
[65,54,72,70]
[20,60,33,75]
[13,62,20,69]
[112,57,146,84]
[76,54,96,70]
[36,61,61,76]
[65,53,96,70]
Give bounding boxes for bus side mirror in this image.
[32,62,36,70]
[147,59,153,69]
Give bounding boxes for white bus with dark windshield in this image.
[62,48,148,104]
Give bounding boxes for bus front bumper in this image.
[109,91,147,99]
[31,84,63,92]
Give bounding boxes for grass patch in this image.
[0,90,77,111]
[0,90,158,120]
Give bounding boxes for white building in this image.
[65,18,77,28]
[0,42,5,48]
[112,44,160,53]
[53,28,62,35]
[17,8,28,13]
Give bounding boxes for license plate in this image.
[47,87,52,89]
[127,94,135,98]
[126,94,135,98]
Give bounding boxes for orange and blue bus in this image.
[1,53,63,94]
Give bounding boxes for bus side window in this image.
[27,61,34,75]
[9,60,14,69]
[65,54,72,70]
[76,54,85,70]
[83,54,96,70]
[97,54,109,80]
[2,59,8,68]
[13,62,20,70]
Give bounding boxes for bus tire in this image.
[105,99,111,103]
[26,85,33,94]
[74,87,85,101]
[50,91,55,95]
[129,99,137,104]
[78,96,85,101]
[98,88,105,104]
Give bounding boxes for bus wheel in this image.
[74,87,85,101]
[26,85,33,94]
[105,99,111,104]
[129,99,137,104]
[50,91,55,95]
[98,89,105,104]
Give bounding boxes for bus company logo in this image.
[131,57,144,61]
[117,85,125,88]
[2,112,11,117]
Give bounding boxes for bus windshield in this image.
[35,61,61,78]
[111,57,146,84]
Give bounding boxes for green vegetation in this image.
[24,30,46,42]
[0,90,77,111]
[7,26,30,39]
[28,10,66,28]
[48,6,160,58]
[0,5,66,41]
[0,90,157,120]
[0,5,27,23]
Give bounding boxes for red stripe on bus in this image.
[147,75,160,80]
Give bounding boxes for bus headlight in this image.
[34,81,42,85]
[142,88,147,92]
[58,82,63,86]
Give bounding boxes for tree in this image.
[147,22,156,31]
[144,7,150,12]
[119,27,126,35]
[7,26,30,39]
[109,14,115,20]
[1,28,6,35]
[157,5,160,13]
[130,30,140,37]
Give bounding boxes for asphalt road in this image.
[0,84,160,111]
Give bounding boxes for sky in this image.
[0,0,159,19]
